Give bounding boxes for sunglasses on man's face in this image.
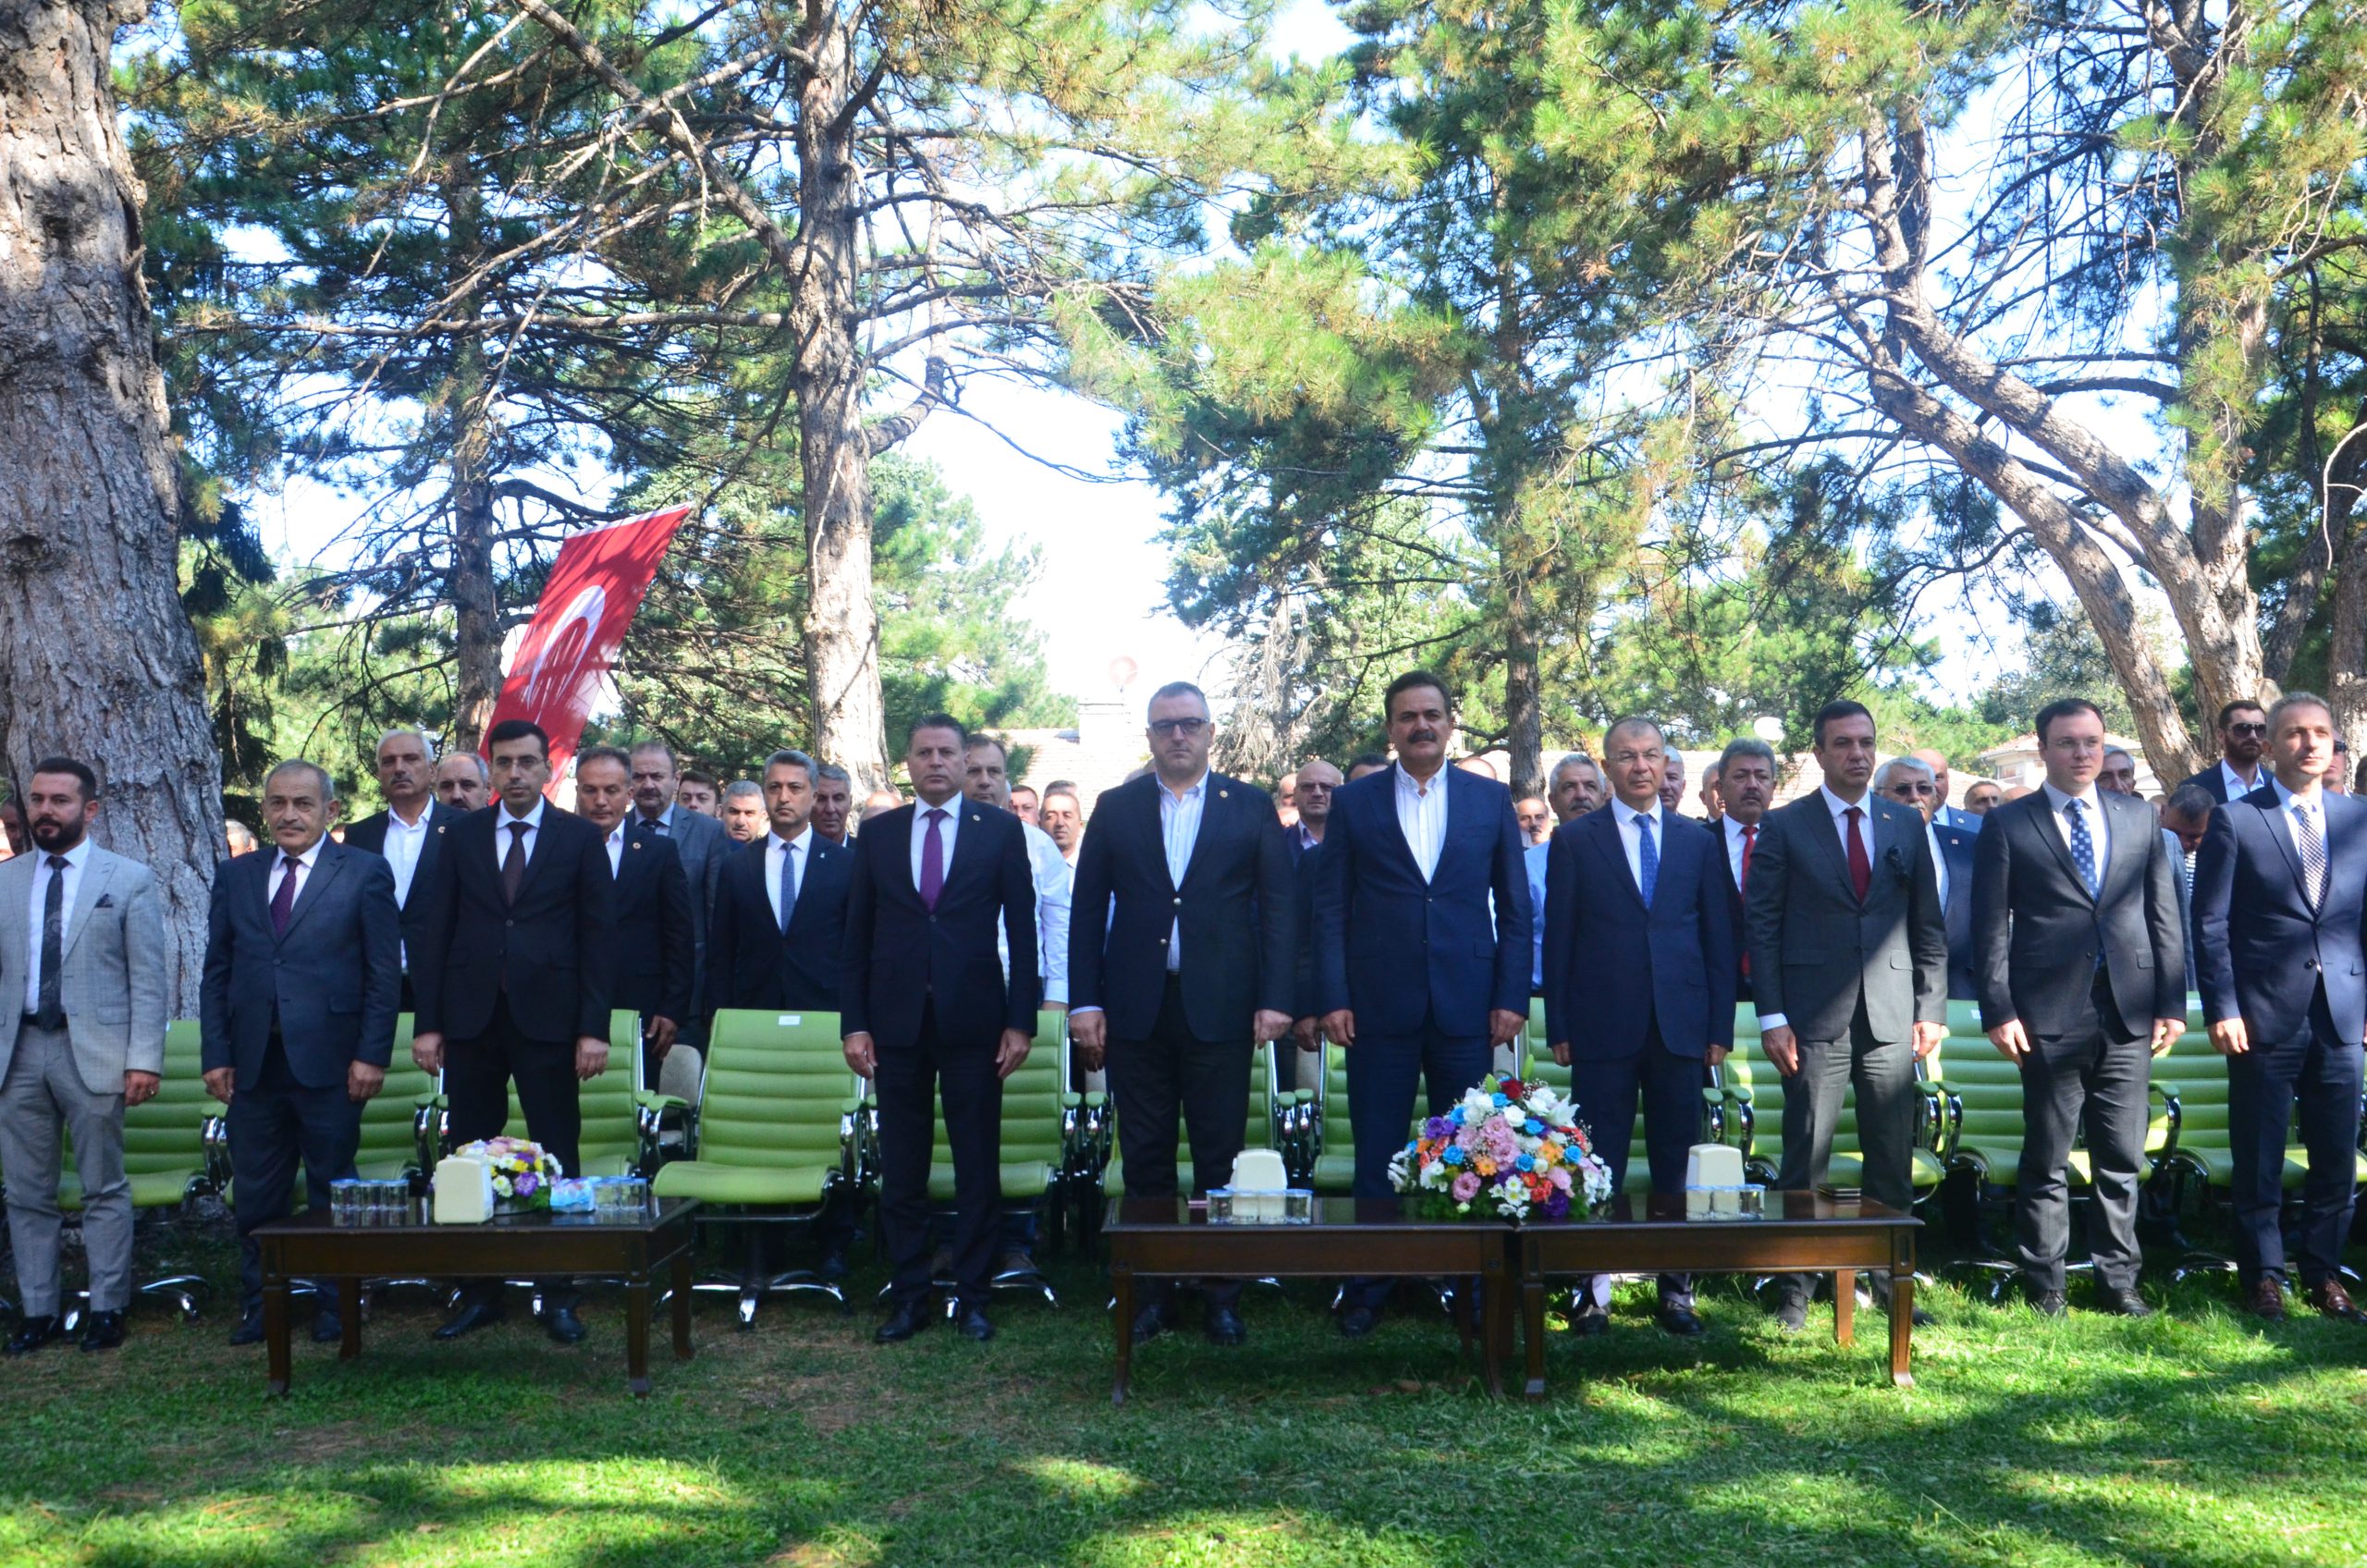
[2228,722,2268,737]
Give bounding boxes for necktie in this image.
[35,856,66,1030]
[778,841,800,933]
[2066,799,2098,896]
[1844,806,1871,900]
[1738,824,1756,893]
[502,820,529,905]
[2295,801,2327,909]
[919,808,947,911]
[271,854,300,937]
[648,814,668,835]
[1634,811,1659,908]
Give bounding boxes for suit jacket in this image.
[1970,789,2185,1037]
[199,839,401,1089]
[2194,784,2367,1045]
[1716,817,1753,1002]
[2165,827,2199,991]
[411,803,617,1044]
[2175,763,2265,807]
[608,821,694,1024]
[1069,771,1296,1042]
[0,843,168,1093]
[636,803,729,1022]
[1934,803,1983,834]
[1743,790,1947,1042]
[1286,828,1325,1020]
[343,800,460,962]
[1312,764,1531,1037]
[707,831,852,1013]
[840,799,1037,1052]
[1542,804,1735,1060]
[1934,819,1980,1001]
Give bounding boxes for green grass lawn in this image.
[3,1217,2364,1568]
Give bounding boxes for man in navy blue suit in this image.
[708,749,852,1015]
[1877,757,1980,1000]
[1283,759,1342,1084]
[1314,670,1531,1336]
[570,748,695,1081]
[840,715,1038,1344]
[1543,718,1735,1337]
[201,759,402,1346]
[1070,681,1297,1347]
[2194,691,2367,1323]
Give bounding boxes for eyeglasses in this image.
[1888,781,1937,796]
[1148,718,1208,739]
[2228,722,2268,737]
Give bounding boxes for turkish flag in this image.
[485,503,692,778]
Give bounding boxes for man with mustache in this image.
[344,727,460,1010]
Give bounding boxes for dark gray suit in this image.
[1744,786,1946,1302]
[1971,788,2185,1294]
[201,839,402,1311]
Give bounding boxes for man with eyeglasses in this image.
[2177,701,2270,804]
[1879,756,1978,1000]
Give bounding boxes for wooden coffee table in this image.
[1102,1195,1513,1403]
[255,1196,701,1396]
[1513,1191,1920,1396]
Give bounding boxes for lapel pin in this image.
[1219,789,1229,799]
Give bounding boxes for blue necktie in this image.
[778,841,799,933]
[1634,811,1659,909]
[2066,799,2098,896]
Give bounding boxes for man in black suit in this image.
[201,759,402,1345]
[629,742,730,1057]
[410,718,616,1344]
[840,716,1037,1344]
[1972,699,2187,1317]
[2176,700,2270,804]
[1071,682,1297,1347]
[709,749,852,1014]
[2194,692,2367,1322]
[1745,700,1947,1330]
[1314,671,1531,1335]
[343,727,460,1010]
[1712,739,1778,1003]
[1283,758,1342,1082]
[572,747,694,1085]
[1877,756,1979,1000]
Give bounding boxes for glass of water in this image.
[329,1179,366,1226]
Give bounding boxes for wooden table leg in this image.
[1834,1268,1854,1347]
[1520,1238,1546,1402]
[264,1273,291,1396]
[625,1277,653,1398]
[1110,1260,1133,1407]
[337,1276,362,1361]
[1889,1243,1916,1388]
[1479,1244,1507,1399]
[671,1253,693,1361]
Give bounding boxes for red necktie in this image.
[1738,825,1756,979]
[1845,806,1871,900]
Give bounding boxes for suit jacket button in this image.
[1173,897,1182,906]
[506,919,515,928]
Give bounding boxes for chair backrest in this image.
[354,1012,439,1178]
[105,1021,212,1186]
[500,1010,643,1176]
[937,1011,1069,1171]
[696,1008,858,1170]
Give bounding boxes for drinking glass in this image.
[329,1179,366,1226]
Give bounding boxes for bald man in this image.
[1914,749,1981,833]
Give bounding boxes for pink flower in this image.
[1548,1166,1572,1191]
[1451,1172,1482,1203]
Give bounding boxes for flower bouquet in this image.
[453,1137,560,1211]
[1389,1075,1613,1222]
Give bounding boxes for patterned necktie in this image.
[2295,801,2327,909]
[35,856,67,1030]
[2066,799,2099,896]
[778,840,800,933]
[1634,811,1659,909]
[919,808,947,911]
[1738,823,1756,893]
[501,820,529,905]
[271,854,300,937]
[1844,806,1871,900]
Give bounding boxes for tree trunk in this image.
[1502,565,1544,799]
[441,171,501,752]
[0,0,224,1011]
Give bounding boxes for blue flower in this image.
[1516,1154,1535,1172]
[1524,1118,1543,1134]
[1490,1092,1509,1109]
[1443,1146,1465,1166]
[1449,1108,1466,1126]
[1424,1117,1450,1138]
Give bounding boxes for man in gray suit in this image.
[629,742,726,1055]
[202,759,403,1345]
[1745,703,1948,1331]
[0,757,168,1355]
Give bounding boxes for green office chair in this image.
[58,1020,214,1325]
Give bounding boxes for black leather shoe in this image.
[434,1299,507,1341]
[78,1311,125,1352]
[228,1310,266,1347]
[2031,1289,2068,1318]
[7,1315,65,1356]
[1337,1305,1380,1338]
[1130,1300,1175,1344]
[954,1305,994,1342]
[2099,1287,2153,1319]
[818,1252,851,1282]
[1204,1303,1245,1346]
[1569,1306,1612,1336]
[874,1300,935,1343]
[1772,1296,1808,1333]
[313,1309,345,1343]
[1658,1304,1706,1337]
[540,1305,587,1345]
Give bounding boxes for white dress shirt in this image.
[1019,821,1071,1006]
[267,836,324,910]
[1614,799,1665,898]
[2220,759,2264,802]
[23,838,90,1016]
[1158,771,1208,972]
[1394,764,1450,883]
[1758,790,1878,1035]
[767,827,813,927]
[381,802,433,907]
[2261,776,2328,876]
[1722,814,1759,889]
[1924,823,1950,909]
[909,794,962,889]
[2040,780,2110,870]
[495,795,546,871]
[602,822,628,876]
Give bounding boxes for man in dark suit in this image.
[2176,700,2270,804]
[2194,691,2367,1322]
[410,718,616,1344]
[709,749,852,1014]
[1284,758,1343,1082]
[1972,699,2186,1317]
[840,716,1037,1344]
[572,747,694,1084]
[1071,682,1297,1347]
[201,759,402,1345]
[1314,670,1531,1335]
[1543,717,1735,1337]
[1745,700,1948,1330]
[1713,739,1778,1003]
[1877,757,1979,999]
[343,727,460,1010]
[629,742,730,1053]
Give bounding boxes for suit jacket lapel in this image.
[276,844,343,943]
[2246,792,2312,913]
[510,810,562,903]
[1376,766,1425,881]
[1588,806,1644,909]
[2023,794,2092,904]
[1797,794,1856,902]
[62,852,111,960]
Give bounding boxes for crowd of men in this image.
[3,680,2361,1359]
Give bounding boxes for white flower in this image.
[491,1175,513,1197]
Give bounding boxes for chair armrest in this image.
[413,1096,449,1174]
[1922,1080,1968,1164]
[202,1113,231,1194]
[2152,1085,2183,1164]
[636,1093,696,1170]
[1706,1084,1753,1162]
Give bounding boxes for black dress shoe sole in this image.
[433,1313,506,1341]
[1658,1313,1706,1337]
[79,1335,123,1354]
[228,1323,267,1347]
[956,1319,995,1342]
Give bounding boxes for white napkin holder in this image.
[1226,1149,1291,1221]
[433,1154,495,1223]
[1685,1143,1744,1190]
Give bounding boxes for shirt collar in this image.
[1819,784,1870,818]
[637,802,676,830]
[603,822,626,850]
[500,796,547,832]
[1621,798,1663,830]
[1395,764,1444,799]
[771,826,812,855]
[388,798,433,830]
[2224,758,2262,791]
[1725,815,1759,842]
[1160,769,1209,803]
[2042,781,2102,816]
[279,837,325,871]
[2266,775,2319,811]
[43,838,92,870]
